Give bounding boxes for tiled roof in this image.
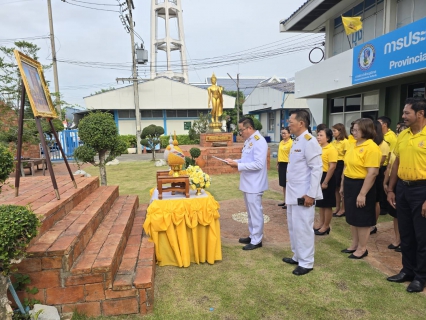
[281,0,313,25]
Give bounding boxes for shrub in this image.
[0,205,40,275]
[160,135,199,148]
[140,124,164,161]
[0,145,14,193]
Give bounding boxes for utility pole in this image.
[127,0,142,154]
[47,0,61,118]
[227,73,240,124]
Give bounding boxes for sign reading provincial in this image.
[352,17,426,85]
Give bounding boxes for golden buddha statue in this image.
[207,73,224,124]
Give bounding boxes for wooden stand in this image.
[156,171,190,199]
[14,81,77,199]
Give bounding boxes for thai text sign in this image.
[352,17,426,85]
[206,135,230,142]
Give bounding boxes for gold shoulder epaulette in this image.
[304,134,312,141]
[254,135,260,140]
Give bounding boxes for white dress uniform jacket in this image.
[236,130,268,193]
[286,130,323,203]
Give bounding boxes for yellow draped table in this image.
[143,188,222,267]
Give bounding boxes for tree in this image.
[73,112,126,186]
[0,144,14,193]
[188,112,209,141]
[140,124,164,161]
[223,90,245,125]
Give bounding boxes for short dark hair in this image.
[316,123,327,132]
[290,109,310,128]
[332,123,348,140]
[378,116,391,128]
[354,118,376,140]
[281,127,290,134]
[319,128,333,143]
[239,117,254,129]
[405,97,426,116]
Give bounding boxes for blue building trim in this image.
[113,110,119,133]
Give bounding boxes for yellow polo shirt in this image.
[348,135,356,144]
[332,138,349,161]
[394,126,426,180]
[344,139,382,179]
[321,143,338,172]
[380,140,391,166]
[384,129,397,151]
[278,139,293,163]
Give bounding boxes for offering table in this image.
[143,188,222,267]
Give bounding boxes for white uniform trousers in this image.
[243,192,264,245]
[287,204,315,268]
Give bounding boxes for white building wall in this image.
[165,120,193,135]
[243,87,284,114]
[118,120,136,135]
[295,49,353,99]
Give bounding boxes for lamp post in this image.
[227,73,240,124]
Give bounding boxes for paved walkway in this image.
[9,157,403,280]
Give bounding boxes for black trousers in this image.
[396,180,426,282]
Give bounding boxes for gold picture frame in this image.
[14,49,58,118]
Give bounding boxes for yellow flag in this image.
[342,16,363,35]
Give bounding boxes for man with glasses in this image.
[225,117,268,250]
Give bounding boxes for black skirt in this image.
[344,177,376,227]
[334,160,344,188]
[316,171,336,208]
[375,166,386,202]
[278,162,288,187]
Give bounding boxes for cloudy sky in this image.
[0,0,324,107]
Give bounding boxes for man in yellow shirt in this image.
[387,98,426,293]
[378,116,398,152]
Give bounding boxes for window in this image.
[268,112,275,132]
[117,110,135,119]
[408,83,426,98]
[141,110,163,118]
[165,109,209,118]
[329,91,379,131]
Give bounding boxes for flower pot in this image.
[196,158,206,167]
[196,187,202,195]
[127,147,136,154]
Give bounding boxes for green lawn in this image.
[76,160,425,320]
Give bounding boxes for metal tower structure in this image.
[150,0,188,83]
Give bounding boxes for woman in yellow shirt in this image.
[314,128,337,235]
[340,118,381,259]
[277,127,293,209]
[331,123,349,217]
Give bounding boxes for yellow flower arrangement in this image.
[186,165,211,191]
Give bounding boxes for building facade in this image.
[83,77,235,136]
[280,0,426,131]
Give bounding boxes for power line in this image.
[68,0,119,6]
[61,0,120,13]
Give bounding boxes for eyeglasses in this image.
[238,127,248,134]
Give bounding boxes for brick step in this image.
[26,186,119,272]
[0,176,99,241]
[70,195,139,285]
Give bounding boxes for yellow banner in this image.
[342,16,363,35]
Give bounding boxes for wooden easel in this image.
[14,81,77,199]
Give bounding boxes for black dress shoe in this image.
[315,228,330,236]
[387,272,414,283]
[341,248,356,253]
[333,213,345,217]
[407,280,425,293]
[277,202,285,206]
[239,237,251,244]
[282,257,298,265]
[370,226,377,234]
[282,205,287,209]
[348,250,368,259]
[395,246,402,252]
[388,243,401,250]
[292,266,313,276]
[242,242,262,250]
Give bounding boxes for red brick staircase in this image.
[2,176,155,317]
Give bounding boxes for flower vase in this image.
[196,188,202,195]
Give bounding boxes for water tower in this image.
[150,0,188,83]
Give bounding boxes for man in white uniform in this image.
[226,117,268,250]
[283,109,323,275]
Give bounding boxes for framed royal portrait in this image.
[14,49,58,118]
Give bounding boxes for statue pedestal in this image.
[200,133,233,147]
[208,122,222,133]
